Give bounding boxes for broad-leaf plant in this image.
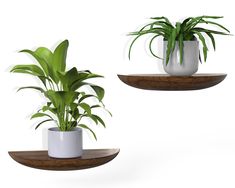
[128,16,230,65]
[11,40,110,140]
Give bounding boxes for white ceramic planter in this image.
[163,40,199,76]
[48,127,83,158]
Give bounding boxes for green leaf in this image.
[193,27,230,35]
[11,64,45,77]
[69,121,77,128]
[205,32,216,50]
[35,47,53,65]
[35,119,54,130]
[78,124,97,140]
[17,86,45,93]
[178,33,184,65]
[165,28,177,65]
[91,105,102,109]
[171,29,177,50]
[175,22,181,35]
[200,20,230,33]
[53,40,69,72]
[90,85,104,101]
[79,103,91,115]
[181,17,192,31]
[128,34,143,60]
[42,105,57,114]
[78,94,97,103]
[70,103,78,111]
[19,50,49,76]
[193,31,208,62]
[31,112,53,119]
[88,115,98,124]
[45,90,79,109]
[150,16,172,25]
[86,73,104,79]
[200,15,223,19]
[69,108,80,120]
[92,114,106,128]
[149,34,163,59]
[59,67,80,90]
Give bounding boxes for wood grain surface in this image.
[118,74,227,90]
[9,149,120,171]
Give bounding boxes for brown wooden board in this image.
[9,149,120,171]
[118,74,227,90]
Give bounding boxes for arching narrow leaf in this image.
[78,124,97,140]
[11,64,45,77]
[17,86,45,93]
[31,112,53,120]
[35,119,54,130]
[149,34,163,59]
[205,32,216,50]
[92,114,106,128]
[78,94,97,103]
[193,31,208,62]
[178,33,184,65]
[128,34,144,60]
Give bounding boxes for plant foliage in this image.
[11,40,111,140]
[128,16,230,65]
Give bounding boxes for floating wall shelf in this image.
[9,149,120,171]
[118,74,227,91]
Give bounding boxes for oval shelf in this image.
[8,149,120,171]
[118,74,227,91]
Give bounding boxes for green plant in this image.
[11,40,111,140]
[128,16,230,65]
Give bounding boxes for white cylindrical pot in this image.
[163,40,199,76]
[48,127,83,158]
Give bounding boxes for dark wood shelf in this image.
[118,74,227,91]
[8,149,120,171]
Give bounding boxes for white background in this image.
[1,0,235,187]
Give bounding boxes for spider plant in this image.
[128,16,230,65]
[11,40,111,140]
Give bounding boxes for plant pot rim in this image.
[48,127,82,132]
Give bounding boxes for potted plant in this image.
[128,16,231,76]
[11,40,111,158]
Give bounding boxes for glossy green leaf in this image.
[31,112,53,120]
[35,47,53,64]
[17,86,45,93]
[78,94,97,103]
[53,40,69,72]
[78,124,97,140]
[90,85,104,101]
[19,50,49,76]
[35,119,54,130]
[92,114,106,128]
[11,64,45,76]
[79,103,91,115]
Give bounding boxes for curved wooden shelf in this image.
[118,74,227,91]
[8,149,120,171]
